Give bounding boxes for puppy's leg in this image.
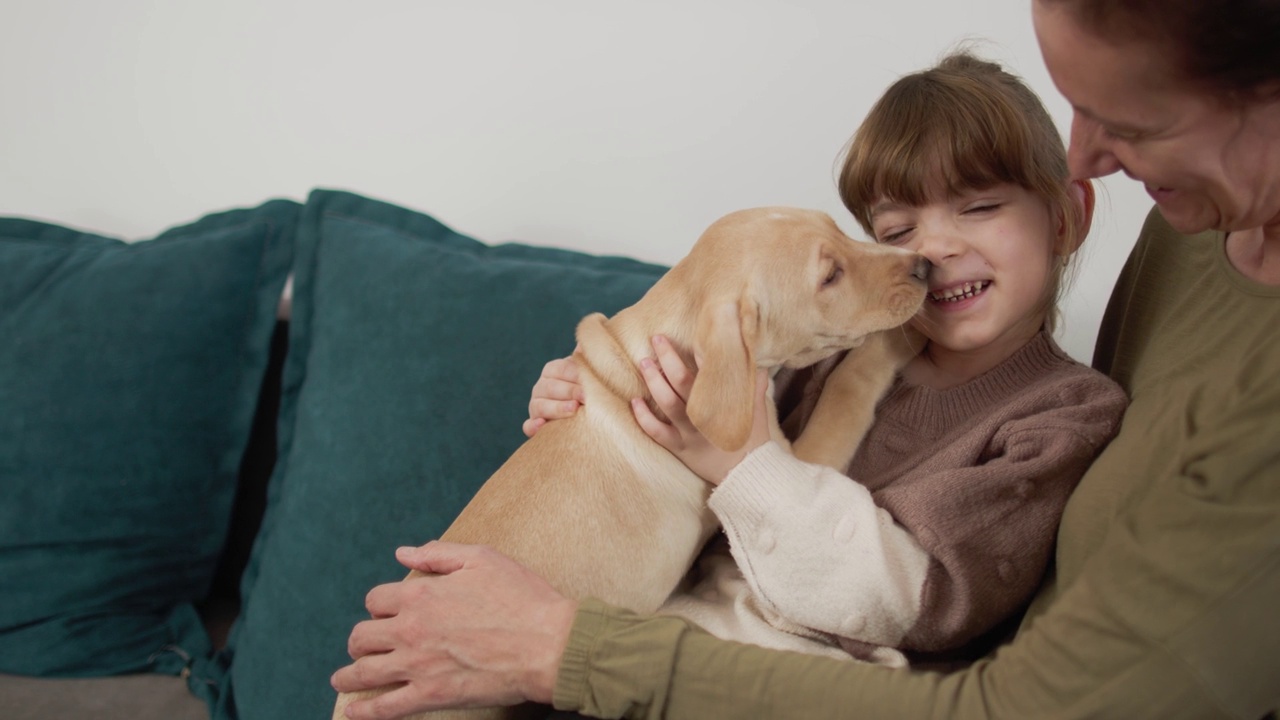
[791,327,922,470]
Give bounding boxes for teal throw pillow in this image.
[0,201,296,683]
[217,189,666,720]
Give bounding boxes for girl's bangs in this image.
[866,109,1027,207]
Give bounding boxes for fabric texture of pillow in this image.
[216,189,667,720]
[0,201,296,691]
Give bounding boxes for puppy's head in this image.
[680,207,926,450]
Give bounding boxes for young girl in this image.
[524,51,1128,666]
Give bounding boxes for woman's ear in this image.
[1057,179,1095,256]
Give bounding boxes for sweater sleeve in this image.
[709,442,932,647]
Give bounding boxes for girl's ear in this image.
[1057,179,1095,256]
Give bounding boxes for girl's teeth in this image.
[932,280,988,302]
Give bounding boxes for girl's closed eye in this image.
[963,202,1003,215]
[878,227,913,245]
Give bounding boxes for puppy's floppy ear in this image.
[686,296,759,451]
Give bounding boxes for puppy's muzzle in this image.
[911,256,930,283]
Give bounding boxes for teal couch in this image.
[0,190,667,720]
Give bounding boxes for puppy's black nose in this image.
[911,256,931,282]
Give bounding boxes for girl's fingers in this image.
[650,335,694,402]
[526,356,585,429]
[638,356,691,425]
[522,417,545,438]
[529,377,584,407]
[527,396,581,422]
[631,397,681,450]
[540,357,581,385]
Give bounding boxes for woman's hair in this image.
[1039,0,1280,101]
[837,51,1085,332]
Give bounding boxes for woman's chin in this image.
[1152,192,1222,234]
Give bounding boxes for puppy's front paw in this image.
[851,326,924,371]
[882,325,926,368]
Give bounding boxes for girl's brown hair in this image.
[837,51,1087,332]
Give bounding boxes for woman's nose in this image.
[1068,114,1123,180]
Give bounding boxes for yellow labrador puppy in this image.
[333,207,927,720]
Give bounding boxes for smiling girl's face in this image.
[870,183,1060,361]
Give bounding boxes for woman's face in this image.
[1032,1,1280,235]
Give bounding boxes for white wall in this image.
[0,0,1152,362]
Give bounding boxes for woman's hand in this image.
[631,335,772,485]
[330,542,576,720]
[523,353,584,438]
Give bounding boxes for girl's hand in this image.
[631,335,772,485]
[523,353,584,438]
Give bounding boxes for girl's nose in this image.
[1068,114,1124,180]
[915,227,963,264]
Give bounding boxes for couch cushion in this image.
[0,201,295,688]
[218,189,666,720]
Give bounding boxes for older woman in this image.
[331,1,1280,718]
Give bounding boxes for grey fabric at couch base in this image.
[0,673,208,720]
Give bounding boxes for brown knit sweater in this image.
[703,331,1129,660]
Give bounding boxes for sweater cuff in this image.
[711,441,814,529]
[552,598,613,711]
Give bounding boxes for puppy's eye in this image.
[822,264,843,287]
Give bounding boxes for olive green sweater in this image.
[551,208,1280,719]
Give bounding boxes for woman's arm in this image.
[333,488,1275,720]
[550,381,1279,719]
[331,390,1278,720]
